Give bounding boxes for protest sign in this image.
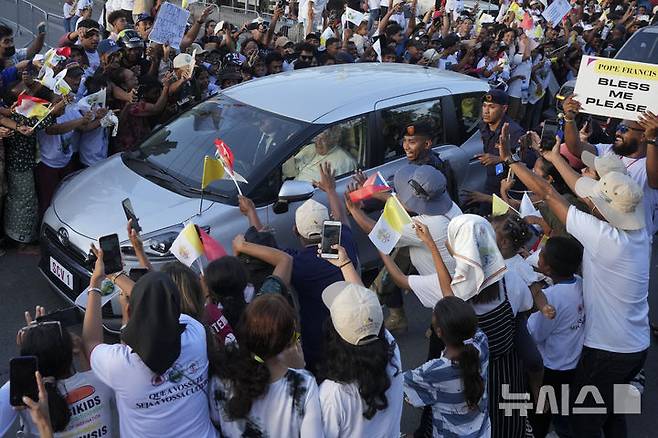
[574,56,658,121]
[149,2,190,49]
[542,0,570,27]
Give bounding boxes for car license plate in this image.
[50,257,73,290]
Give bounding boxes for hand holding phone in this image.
[540,120,560,151]
[9,356,38,407]
[122,198,142,233]
[320,221,342,259]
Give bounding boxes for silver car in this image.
[39,63,488,330]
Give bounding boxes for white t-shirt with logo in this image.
[209,368,323,437]
[90,314,217,438]
[0,370,115,438]
[528,276,586,370]
[595,143,658,234]
[318,330,403,438]
[397,202,462,277]
[37,103,81,169]
[566,206,650,353]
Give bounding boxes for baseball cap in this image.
[118,29,144,48]
[295,199,329,239]
[322,281,383,346]
[275,36,293,48]
[394,164,453,215]
[173,53,193,69]
[97,39,121,56]
[189,43,207,55]
[581,151,627,178]
[136,13,154,24]
[575,171,645,230]
[422,48,441,63]
[482,89,509,105]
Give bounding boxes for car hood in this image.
[52,155,210,241]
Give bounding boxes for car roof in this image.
[222,63,489,123]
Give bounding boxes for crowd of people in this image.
[0,0,658,437]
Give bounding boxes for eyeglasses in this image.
[19,321,63,340]
[616,123,643,134]
[408,179,431,200]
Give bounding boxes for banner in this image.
[149,2,190,49]
[542,0,570,27]
[573,56,658,121]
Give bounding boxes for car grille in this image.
[43,226,89,266]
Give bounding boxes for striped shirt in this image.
[403,330,491,438]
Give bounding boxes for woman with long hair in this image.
[209,294,322,437]
[316,245,403,437]
[160,261,206,321]
[404,296,490,437]
[0,310,115,437]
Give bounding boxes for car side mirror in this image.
[273,180,315,214]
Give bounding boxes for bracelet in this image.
[339,260,352,269]
[647,139,656,145]
[87,287,102,295]
[110,271,127,283]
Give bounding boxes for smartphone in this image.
[36,306,83,328]
[495,162,504,176]
[122,198,142,233]
[9,356,38,407]
[540,120,560,150]
[99,234,123,275]
[320,221,342,259]
[129,267,149,282]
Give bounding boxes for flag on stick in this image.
[349,172,390,202]
[170,223,204,266]
[14,95,51,120]
[197,226,227,261]
[369,195,412,254]
[202,156,225,189]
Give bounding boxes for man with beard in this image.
[0,23,46,67]
[563,95,658,235]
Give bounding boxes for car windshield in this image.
[616,29,658,64]
[129,95,307,197]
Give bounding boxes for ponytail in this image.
[220,345,271,420]
[457,344,485,410]
[44,382,71,432]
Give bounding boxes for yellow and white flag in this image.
[492,194,511,217]
[369,195,411,254]
[170,223,204,266]
[201,156,225,189]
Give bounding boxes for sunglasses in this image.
[408,178,431,200]
[20,321,63,340]
[616,123,643,134]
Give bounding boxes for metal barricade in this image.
[2,0,65,48]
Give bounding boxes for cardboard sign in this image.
[542,0,571,27]
[573,55,658,121]
[149,2,190,49]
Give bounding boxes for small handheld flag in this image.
[14,95,51,120]
[368,195,412,254]
[202,156,225,189]
[349,172,390,203]
[170,223,204,267]
[197,226,227,261]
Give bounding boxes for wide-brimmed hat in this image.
[575,171,645,230]
[581,151,627,177]
[394,164,453,215]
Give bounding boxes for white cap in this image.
[189,43,207,55]
[575,171,645,230]
[173,53,193,69]
[581,151,627,178]
[295,199,329,239]
[322,281,383,346]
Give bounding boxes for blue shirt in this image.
[285,225,359,372]
[403,329,491,438]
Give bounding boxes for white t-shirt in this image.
[63,2,75,18]
[507,54,532,100]
[318,330,403,438]
[90,314,217,438]
[505,254,545,286]
[566,206,650,353]
[397,203,462,276]
[209,369,323,437]
[85,49,101,73]
[37,103,81,169]
[409,269,533,315]
[76,124,108,166]
[0,370,115,438]
[595,143,658,234]
[437,54,459,71]
[527,276,586,371]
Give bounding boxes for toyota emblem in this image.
[57,227,69,246]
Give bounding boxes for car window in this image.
[616,31,658,64]
[379,99,444,162]
[453,92,483,144]
[282,116,366,182]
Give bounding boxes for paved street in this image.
[1,242,657,436]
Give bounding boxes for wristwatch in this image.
[505,152,521,166]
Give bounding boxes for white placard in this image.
[542,0,571,27]
[149,2,191,49]
[573,55,658,122]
